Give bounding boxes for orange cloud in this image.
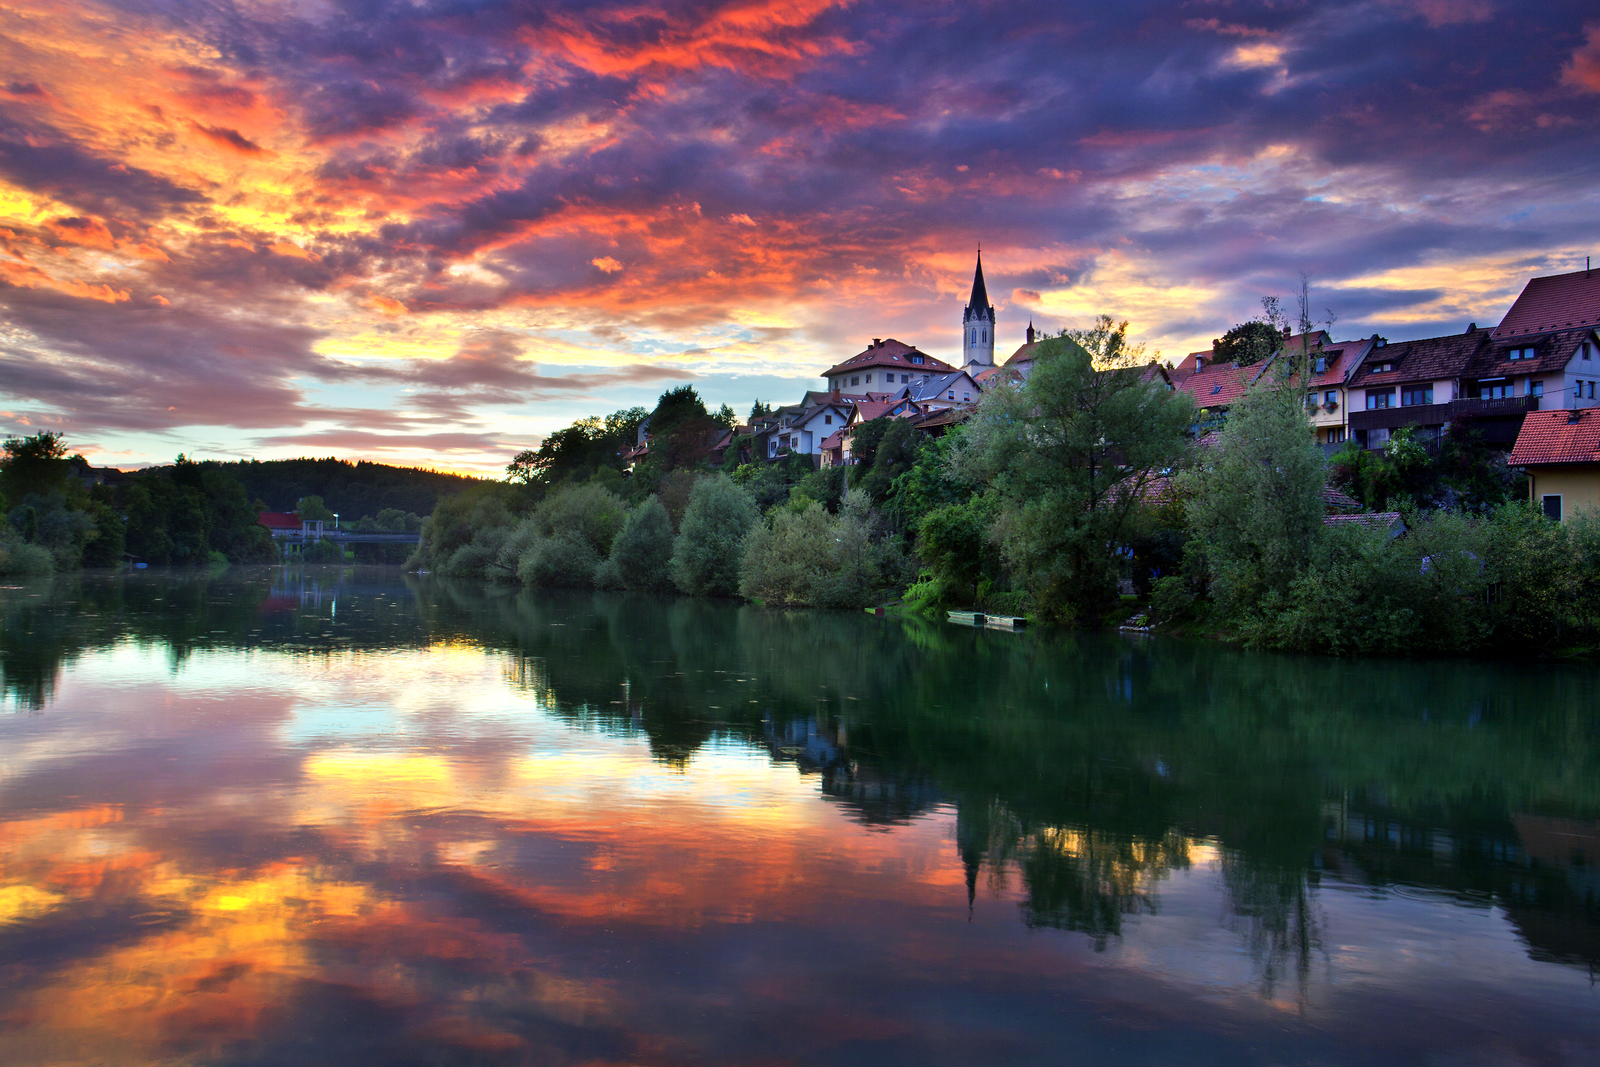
[46,215,116,249]
[1563,24,1600,93]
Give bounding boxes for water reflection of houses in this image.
[1324,794,1600,971]
[761,714,943,826]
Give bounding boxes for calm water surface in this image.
[1,566,1597,1065]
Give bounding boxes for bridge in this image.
[271,531,420,545]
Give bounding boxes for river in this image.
[1,566,1597,1065]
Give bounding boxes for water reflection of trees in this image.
[7,570,1598,982]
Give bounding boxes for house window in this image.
[948,391,956,399]
[865,374,872,383]
[1479,379,1511,399]
[1401,385,1433,406]
[1508,347,1535,360]
[910,355,923,364]
[1326,427,1345,444]
[1583,342,1594,360]
[981,329,987,343]
[850,376,859,386]
[1307,392,1318,408]
[1529,381,1543,398]
[1589,381,1596,399]
[1366,390,1393,409]
[963,394,971,402]
[901,374,909,383]
[1543,495,1562,521]
[1325,390,1337,405]
[824,415,832,425]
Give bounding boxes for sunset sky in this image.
[1,0,1597,474]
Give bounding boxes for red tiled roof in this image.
[1172,357,1264,408]
[258,511,301,530]
[1004,338,1044,368]
[1508,408,1600,467]
[1323,484,1362,513]
[820,429,846,450]
[1493,269,1600,339]
[823,339,955,379]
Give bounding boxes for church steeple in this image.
[962,250,996,367]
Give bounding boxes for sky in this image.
[0,0,1597,475]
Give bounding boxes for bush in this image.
[517,527,602,588]
[671,475,759,597]
[609,497,675,592]
[739,499,891,609]
[0,541,54,576]
[303,539,346,563]
[1150,575,1198,625]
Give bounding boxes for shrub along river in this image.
[1,566,1597,1065]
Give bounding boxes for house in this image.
[1278,332,1377,448]
[1346,322,1599,450]
[259,512,324,539]
[1344,327,1490,448]
[1508,407,1600,521]
[821,338,956,394]
[1323,511,1407,538]
[1170,349,1275,431]
[896,369,981,411]
[763,394,864,460]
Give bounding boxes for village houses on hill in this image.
[623,254,1600,514]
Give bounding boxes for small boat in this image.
[983,615,1026,631]
[947,610,986,626]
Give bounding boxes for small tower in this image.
[962,251,995,367]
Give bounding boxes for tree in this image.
[854,418,920,504]
[739,502,873,608]
[1185,372,1327,613]
[0,432,72,504]
[713,404,737,430]
[296,495,335,522]
[671,475,759,596]
[951,321,1195,623]
[610,496,675,591]
[749,400,773,419]
[1212,321,1282,367]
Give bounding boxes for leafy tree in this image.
[951,321,1195,623]
[749,400,773,419]
[671,475,760,596]
[296,495,335,522]
[853,418,920,504]
[713,404,737,430]
[609,496,676,592]
[1186,371,1327,613]
[1212,321,1282,367]
[0,432,72,503]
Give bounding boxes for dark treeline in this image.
[219,457,482,518]
[0,433,484,574]
[9,570,1595,978]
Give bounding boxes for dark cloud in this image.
[0,116,207,219]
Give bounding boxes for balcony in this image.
[1348,394,1538,433]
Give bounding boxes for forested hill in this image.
[218,458,484,518]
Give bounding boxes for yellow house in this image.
[1508,408,1600,521]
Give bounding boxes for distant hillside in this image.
[218,458,485,519]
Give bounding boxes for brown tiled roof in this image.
[1004,338,1044,367]
[912,407,969,430]
[1461,326,1598,379]
[1323,511,1404,530]
[1493,269,1600,339]
[823,339,955,379]
[258,511,301,530]
[1323,484,1362,513]
[1346,328,1490,388]
[1508,408,1600,467]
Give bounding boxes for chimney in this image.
[1195,355,1205,371]
[1282,326,1292,340]
[1467,322,1477,333]
[872,338,881,347]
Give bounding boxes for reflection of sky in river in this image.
[2,592,1597,1065]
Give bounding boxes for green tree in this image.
[1212,321,1282,367]
[951,320,1195,623]
[671,475,760,596]
[0,432,72,503]
[1186,372,1327,613]
[610,496,675,592]
[296,495,335,522]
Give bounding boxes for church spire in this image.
[961,249,996,367]
[967,250,991,313]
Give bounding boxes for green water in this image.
[1,566,1596,1065]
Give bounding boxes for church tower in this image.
[962,251,995,367]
